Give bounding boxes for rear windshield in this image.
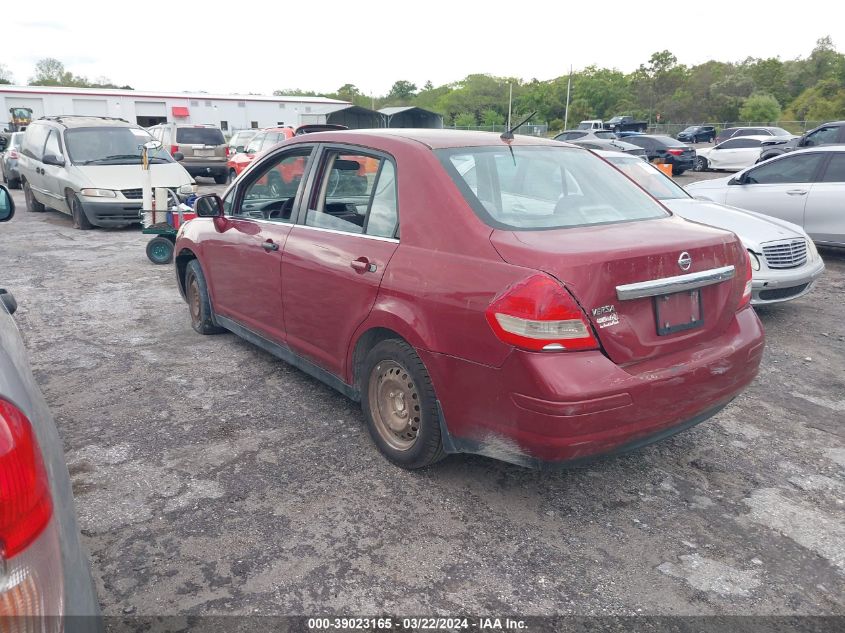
[437,145,668,231]
[176,127,225,145]
[769,128,791,137]
[657,136,687,147]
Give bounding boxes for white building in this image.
[0,85,357,134]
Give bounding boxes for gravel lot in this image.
[1,171,843,618]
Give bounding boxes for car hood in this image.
[662,198,805,249]
[695,146,712,158]
[686,174,733,191]
[73,162,193,189]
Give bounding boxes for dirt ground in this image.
[1,173,843,618]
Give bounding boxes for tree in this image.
[273,88,321,97]
[739,92,782,122]
[453,112,477,127]
[386,80,417,103]
[481,108,505,127]
[0,63,13,84]
[336,83,361,102]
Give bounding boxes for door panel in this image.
[804,183,844,244]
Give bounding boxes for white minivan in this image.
[18,116,195,229]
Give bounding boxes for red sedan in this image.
[175,129,764,469]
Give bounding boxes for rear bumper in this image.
[751,257,825,305]
[78,198,141,227]
[421,306,764,468]
[182,161,227,177]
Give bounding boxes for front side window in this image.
[745,153,825,185]
[721,138,761,149]
[44,130,61,157]
[234,147,314,222]
[64,126,172,165]
[22,124,49,160]
[804,126,839,147]
[439,145,668,230]
[245,133,265,154]
[306,150,397,237]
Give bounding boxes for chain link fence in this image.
[449,124,549,136]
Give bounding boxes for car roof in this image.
[720,135,772,142]
[593,150,635,159]
[35,116,133,129]
[291,128,564,150]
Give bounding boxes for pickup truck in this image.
[577,116,648,133]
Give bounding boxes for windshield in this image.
[438,145,668,230]
[576,122,595,130]
[604,155,689,201]
[176,127,225,145]
[680,127,697,133]
[65,127,173,165]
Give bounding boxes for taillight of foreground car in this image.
[738,251,753,309]
[0,398,63,626]
[486,275,599,352]
[666,149,684,156]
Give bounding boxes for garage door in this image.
[72,99,108,116]
[6,97,44,119]
[134,101,167,117]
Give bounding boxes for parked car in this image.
[566,137,648,158]
[226,129,260,158]
[599,150,824,304]
[175,129,763,469]
[1,131,23,188]
[714,126,792,145]
[686,146,845,247]
[0,185,102,628]
[693,135,774,172]
[605,115,648,132]
[147,122,228,183]
[554,130,617,141]
[17,116,195,230]
[227,124,347,182]
[620,134,695,174]
[758,121,845,162]
[677,125,716,143]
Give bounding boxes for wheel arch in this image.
[175,247,198,298]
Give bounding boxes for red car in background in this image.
[226,124,346,184]
[176,129,764,470]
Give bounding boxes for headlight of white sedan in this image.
[748,250,761,271]
[178,183,196,195]
[806,238,819,261]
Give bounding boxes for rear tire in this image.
[185,259,225,335]
[24,181,45,212]
[146,236,174,264]
[673,168,686,176]
[227,168,237,184]
[361,339,446,469]
[69,193,93,230]
[213,173,228,185]
[8,177,21,189]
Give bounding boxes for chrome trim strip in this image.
[295,223,400,243]
[616,265,735,300]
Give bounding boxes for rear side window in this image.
[721,138,761,149]
[820,154,845,182]
[306,150,398,238]
[176,127,225,145]
[438,145,667,230]
[22,123,49,160]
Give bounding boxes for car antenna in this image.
[500,111,536,164]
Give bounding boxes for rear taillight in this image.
[8,150,19,159]
[0,398,62,621]
[170,145,180,155]
[486,275,599,352]
[666,149,684,156]
[738,251,753,309]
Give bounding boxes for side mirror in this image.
[173,152,184,161]
[236,146,245,154]
[728,174,745,185]
[42,153,65,167]
[194,194,224,218]
[0,185,14,222]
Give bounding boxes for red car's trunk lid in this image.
[490,217,746,365]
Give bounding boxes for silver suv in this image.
[17,116,194,229]
[148,122,228,183]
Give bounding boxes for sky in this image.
[3,0,843,97]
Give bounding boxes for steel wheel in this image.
[368,360,421,451]
[188,276,201,327]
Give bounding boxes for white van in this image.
[17,116,195,229]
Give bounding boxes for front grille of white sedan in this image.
[762,239,808,269]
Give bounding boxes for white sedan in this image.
[598,150,825,305]
[686,146,845,248]
[694,135,776,172]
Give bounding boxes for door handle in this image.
[786,189,808,196]
[351,257,377,273]
[261,240,279,251]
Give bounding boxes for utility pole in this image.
[563,65,572,131]
[507,83,513,130]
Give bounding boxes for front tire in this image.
[69,193,93,230]
[185,260,225,335]
[361,339,445,469]
[227,168,237,184]
[693,157,708,172]
[213,172,228,185]
[24,181,45,212]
